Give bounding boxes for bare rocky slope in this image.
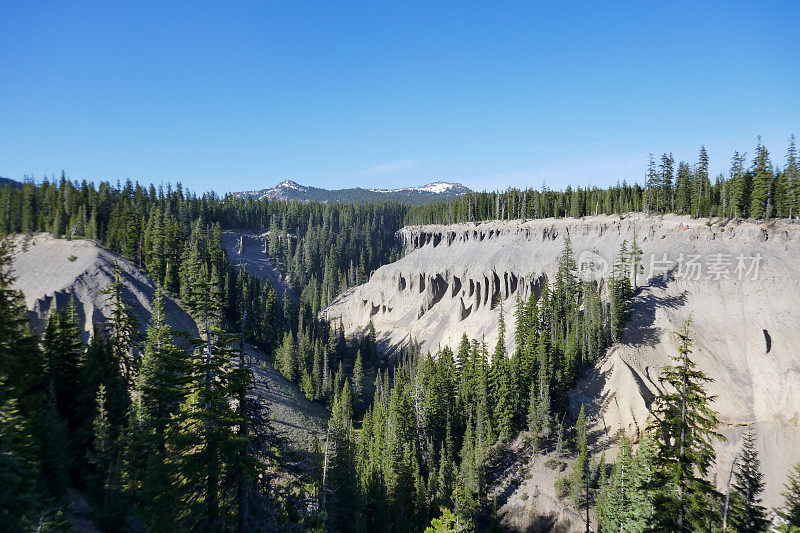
[10,233,327,451]
[324,214,800,507]
[221,231,294,299]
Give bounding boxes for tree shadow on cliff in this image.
[622,269,687,348]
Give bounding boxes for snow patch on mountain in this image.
[367,181,468,194]
[231,180,470,205]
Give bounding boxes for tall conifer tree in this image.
[648,319,723,532]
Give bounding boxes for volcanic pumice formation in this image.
[323,214,800,505]
[10,233,327,451]
[11,233,198,340]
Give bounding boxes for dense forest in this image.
[1,135,800,531]
[405,136,799,225]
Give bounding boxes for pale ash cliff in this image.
[323,214,800,505]
[10,234,328,451]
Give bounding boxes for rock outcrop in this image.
[323,214,800,505]
[10,234,327,451]
[11,233,197,340]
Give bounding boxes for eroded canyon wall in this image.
[323,214,800,504]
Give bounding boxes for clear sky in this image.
[1,1,798,194]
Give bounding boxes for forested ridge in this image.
[405,136,800,225]
[2,135,800,532]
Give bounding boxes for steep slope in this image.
[12,233,197,340]
[220,231,294,299]
[232,179,470,204]
[10,233,327,451]
[323,214,800,505]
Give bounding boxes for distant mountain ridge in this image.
[231,180,470,205]
[0,177,22,189]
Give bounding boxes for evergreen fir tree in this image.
[0,238,49,526]
[597,432,658,532]
[676,161,693,215]
[659,153,675,213]
[327,382,363,531]
[778,460,800,528]
[629,227,643,291]
[692,146,710,218]
[728,425,769,533]
[352,349,364,409]
[276,331,297,382]
[101,260,140,385]
[645,154,659,213]
[787,134,799,219]
[648,319,723,532]
[597,435,635,532]
[85,383,126,528]
[133,287,191,528]
[168,294,252,530]
[570,404,588,506]
[749,139,774,220]
[43,297,85,446]
[39,383,71,499]
[730,151,749,218]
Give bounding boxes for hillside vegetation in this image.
[2,136,800,531]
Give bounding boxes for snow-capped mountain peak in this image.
[275,180,307,191]
[231,180,470,205]
[367,181,469,194]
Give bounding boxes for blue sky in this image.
[1,1,798,193]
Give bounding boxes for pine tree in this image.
[491,305,515,441]
[425,507,459,533]
[728,425,769,533]
[659,153,675,213]
[101,260,140,384]
[749,140,774,220]
[570,404,588,506]
[597,432,658,532]
[366,319,378,365]
[352,349,364,409]
[629,227,643,290]
[327,381,362,531]
[610,241,632,341]
[493,358,514,442]
[39,384,71,499]
[597,435,635,532]
[627,433,658,530]
[81,333,128,434]
[730,151,749,218]
[276,331,297,382]
[778,460,800,528]
[696,146,710,217]
[0,391,42,530]
[645,154,659,213]
[527,383,539,435]
[139,288,190,448]
[0,238,48,526]
[132,287,191,527]
[86,384,122,522]
[648,319,723,532]
[436,442,455,511]
[676,161,693,215]
[787,134,799,219]
[536,334,551,437]
[168,291,250,530]
[43,297,85,440]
